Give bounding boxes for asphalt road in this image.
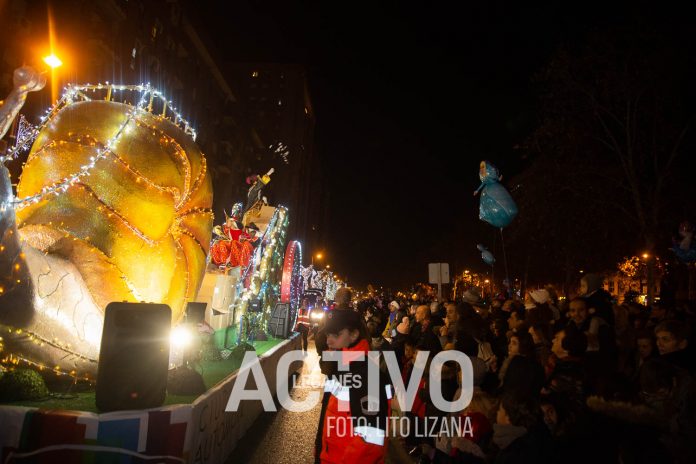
[228,339,413,464]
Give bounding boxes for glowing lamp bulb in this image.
[170,325,193,348]
[43,54,63,68]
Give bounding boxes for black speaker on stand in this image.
[96,302,171,412]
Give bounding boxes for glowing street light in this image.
[642,253,650,259]
[312,252,324,266]
[43,54,63,68]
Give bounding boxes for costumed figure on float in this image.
[243,168,274,214]
[210,213,254,270]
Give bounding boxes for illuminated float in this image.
[0,80,303,380]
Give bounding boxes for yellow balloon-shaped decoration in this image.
[16,100,213,323]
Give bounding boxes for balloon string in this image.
[500,228,511,299]
[491,229,497,298]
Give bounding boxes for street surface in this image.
[229,339,413,464]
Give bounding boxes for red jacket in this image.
[319,339,390,464]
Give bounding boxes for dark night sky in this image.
[195,1,681,289]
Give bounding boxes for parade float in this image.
[0,70,303,463]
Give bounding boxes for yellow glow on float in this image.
[14,83,213,323]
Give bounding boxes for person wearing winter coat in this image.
[315,309,391,464]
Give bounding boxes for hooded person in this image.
[315,309,391,464]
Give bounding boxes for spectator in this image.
[547,326,587,402]
[492,393,553,463]
[410,305,441,353]
[499,331,535,385]
[383,300,405,340]
[579,273,614,325]
[655,320,694,373]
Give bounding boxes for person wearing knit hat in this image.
[383,301,405,339]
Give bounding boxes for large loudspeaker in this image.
[96,302,171,412]
[268,302,290,338]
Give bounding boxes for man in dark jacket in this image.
[410,304,441,354]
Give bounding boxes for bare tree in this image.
[517,25,695,303]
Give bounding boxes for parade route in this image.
[229,339,414,464]
[229,340,323,464]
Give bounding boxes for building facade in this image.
[0,0,322,249]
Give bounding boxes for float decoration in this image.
[1,82,213,377]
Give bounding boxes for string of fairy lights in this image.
[231,206,301,343]
[0,325,96,384]
[301,265,339,300]
[0,83,203,383]
[1,83,198,209]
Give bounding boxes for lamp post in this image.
[42,54,63,68]
[42,53,63,103]
[311,252,323,267]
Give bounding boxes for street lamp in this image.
[42,51,63,103]
[642,253,649,259]
[311,252,323,266]
[42,54,63,68]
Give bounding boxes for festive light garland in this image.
[1,352,94,385]
[0,325,96,384]
[0,115,39,163]
[301,264,338,300]
[231,206,293,343]
[2,83,198,209]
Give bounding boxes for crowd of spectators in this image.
[343,274,696,463]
